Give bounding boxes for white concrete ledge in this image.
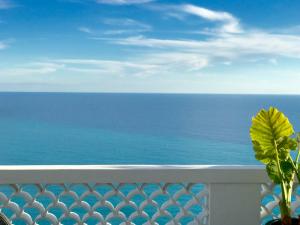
[0,165,269,184]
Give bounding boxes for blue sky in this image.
[1,0,300,93]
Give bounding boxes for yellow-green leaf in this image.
[250,107,294,164]
[266,160,281,184]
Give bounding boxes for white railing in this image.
[0,165,297,225]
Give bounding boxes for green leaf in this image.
[278,148,289,160]
[266,160,294,183]
[252,140,274,163]
[250,107,294,164]
[281,160,294,182]
[266,160,281,184]
[277,136,297,151]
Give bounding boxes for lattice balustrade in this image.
[0,183,208,225]
[0,165,279,225]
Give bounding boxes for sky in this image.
[0,0,300,94]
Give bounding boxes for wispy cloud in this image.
[0,52,208,79]
[180,4,241,34]
[0,0,14,9]
[56,53,207,76]
[107,32,300,63]
[78,26,93,34]
[0,62,64,76]
[146,3,241,33]
[102,29,128,35]
[96,0,154,5]
[102,18,152,32]
[53,58,158,76]
[102,18,152,35]
[78,18,152,36]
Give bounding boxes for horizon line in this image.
[0,91,300,96]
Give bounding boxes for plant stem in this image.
[274,142,287,197]
[288,155,298,172]
[274,140,291,223]
[296,146,300,164]
[295,140,300,167]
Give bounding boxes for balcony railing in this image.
[0,165,297,225]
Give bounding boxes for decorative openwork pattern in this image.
[0,183,208,225]
[261,183,300,224]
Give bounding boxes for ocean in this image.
[0,92,299,165]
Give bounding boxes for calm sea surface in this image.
[0,92,299,165]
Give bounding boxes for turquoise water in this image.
[0,92,300,165]
[0,118,252,164]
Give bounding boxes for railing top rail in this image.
[0,165,269,184]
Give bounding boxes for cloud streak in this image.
[102,18,151,30]
[0,62,64,76]
[96,0,154,5]
[78,18,152,36]
[110,32,300,59]
[180,4,241,33]
[101,18,152,35]
[78,26,93,34]
[0,52,208,79]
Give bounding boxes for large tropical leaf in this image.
[250,107,294,164]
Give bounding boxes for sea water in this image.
[0,92,300,165]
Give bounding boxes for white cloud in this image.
[96,0,154,5]
[102,18,152,31]
[180,4,241,33]
[78,26,93,34]
[141,52,209,73]
[54,58,158,76]
[103,29,128,35]
[78,19,151,36]
[106,30,300,63]
[0,53,208,79]
[52,53,208,77]
[110,35,202,48]
[0,62,64,76]
[146,3,241,34]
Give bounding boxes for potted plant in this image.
[250,107,300,225]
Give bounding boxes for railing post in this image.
[209,183,261,225]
